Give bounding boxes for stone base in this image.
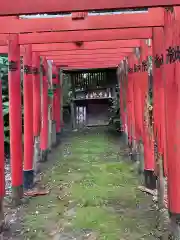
[56,132,61,145]
[23,170,34,190]
[0,198,4,232]
[169,214,180,240]
[52,142,59,148]
[11,185,23,206]
[39,149,48,162]
[144,170,157,190]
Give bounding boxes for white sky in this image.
[20,10,147,19]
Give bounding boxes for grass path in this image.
[23,130,157,240]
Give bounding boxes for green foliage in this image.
[48,88,54,98]
[0,55,10,146]
[109,85,121,130]
[62,73,72,106]
[0,55,25,149]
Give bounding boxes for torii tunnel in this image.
[0,2,180,238]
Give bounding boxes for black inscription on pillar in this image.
[154,54,164,68]
[136,64,142,72]
[8,61,18,72]
[174,46,180,62]
[24,65,32,74]
[32,67,39,75]
[166,46,176,64]
[142,60,148,72]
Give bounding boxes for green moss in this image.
[23,131,157,240]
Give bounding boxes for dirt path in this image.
[5,129,158,240]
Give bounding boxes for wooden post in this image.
[47,60,53,151]
[40,59,48,161]
[8,34,23,204]
[163,7,180,238]
[140,40,156,190]
[52,65,58,146]
[32,52,41,174]
[152,27,166,209]
[23,45,34,190]
[60,69,64,129]
[0,78,5,228]
[56,70,61,134]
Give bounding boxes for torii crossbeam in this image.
[0,28,152,46]
[0,0,178,15]
[0,8,163,33]
[0,40,140,53]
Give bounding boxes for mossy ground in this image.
[22,129,157,240]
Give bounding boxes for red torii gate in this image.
[53,59,124,66]
[57,65,117,70]
[0,2,180,240]
[17,28,153,44]
[46,54,128,61]
[0,8,164,33]
[0,8,154,210]
[2,4,180,238]
[2,27,142,205]
[0,28,153,46]
[38,48,134,56]
[32,40,141,52]
[0,0,178,14]
[0,40,140,54]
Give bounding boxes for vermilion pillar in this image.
[32,53,41,173]
[140,40,156,189]
[32,53,41,137]
[52,67,58,123]
[56,69,61,133]
[163,8,180,238]
[8,34,23,203]
[40,59,49,161]
[164,6,180,219]
[52,65,58,143]
[152,28,166,209]
[23,45,34,190]
[0,78,5,223]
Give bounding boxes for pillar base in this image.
[33,136,40,174]
[169,213,180,240]
[11,185,23,206]
[56,132,61,145]
[52,141,59,148]
[144,170,157,190]
[23,170,34,190]
[0,198,4,232]
[52,121,57,148]
[40,149,48,162]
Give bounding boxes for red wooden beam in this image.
[53,59,122,65]
[0,0,178,15]
[32,40,141,52]
[46,54,127,61]
[0,40,140,54]
[40,48,133,56]
[18,28,152,45]
[0,28,152,46]
[41,53,128,59]
[62,65,117,70]
[0,29,151,46]
[0,8,164,33]
[57,63,118,69]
